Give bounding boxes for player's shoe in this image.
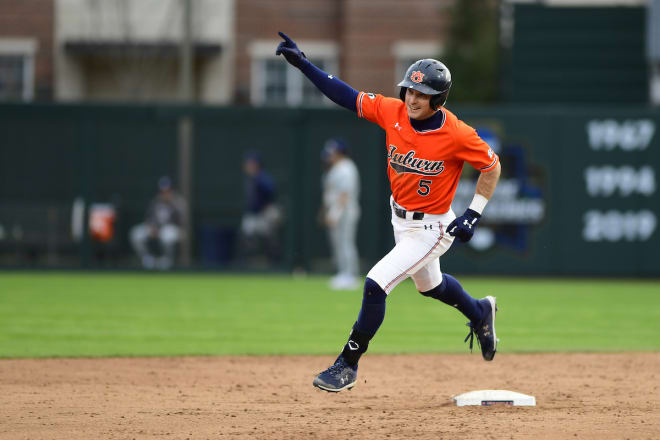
[312,355,358,392]
[464,296,498,361]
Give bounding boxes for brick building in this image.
[0,0,54,100]
[0,0,450,104]
[236,0,450,105]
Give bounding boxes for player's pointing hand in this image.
[277,31,294,46]
[276,32,307,69]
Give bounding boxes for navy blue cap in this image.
[244,150,263,166]
[158,176,172,190]
[322,137,348,161]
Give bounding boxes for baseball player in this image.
[321,138,361,290]
[240,152,283,260]
[276,32,501,392]
[130,176,185,270]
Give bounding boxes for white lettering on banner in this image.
[587,119,655,151]
[584,166,656,197]
[583,210,657,242]
[453,179,544,224]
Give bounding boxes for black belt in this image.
[393,204,425,220]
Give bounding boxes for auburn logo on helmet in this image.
[410,71,425,83]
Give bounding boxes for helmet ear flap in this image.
[399,87,407,102]
[430,91,449,110]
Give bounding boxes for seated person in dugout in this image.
[130,176,186,270]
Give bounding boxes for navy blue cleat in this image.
[464,296,498,361]
[313,356,358,392]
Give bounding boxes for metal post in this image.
[179,0,193,102]
[178,116,193,267]
[178,0,194,266]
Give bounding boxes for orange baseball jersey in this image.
[356,92,499,214]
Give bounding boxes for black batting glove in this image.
[447,209,481,243]
[275,32,307,69]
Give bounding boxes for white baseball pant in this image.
[327,207,360,278]
[367,197,456,294]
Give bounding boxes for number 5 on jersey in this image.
[418,179,432,196]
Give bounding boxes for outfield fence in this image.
[1,103,658,276]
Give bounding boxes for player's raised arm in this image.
[276,32,358,112]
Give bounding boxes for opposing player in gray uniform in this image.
[130,176,186,270]
[321,138,361,290]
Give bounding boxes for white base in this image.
[453,390,536,407]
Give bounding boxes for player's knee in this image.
[363,277,387,304]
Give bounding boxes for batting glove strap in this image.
[447,209,481,243]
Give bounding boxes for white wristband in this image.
[468,194,489,215]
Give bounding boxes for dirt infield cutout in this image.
[1,353,658,439]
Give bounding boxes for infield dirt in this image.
[1,353,658,439]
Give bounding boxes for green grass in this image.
[0,272,659,358]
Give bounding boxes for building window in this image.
[263,58,287,102]
[250,40,337,106]
[0,39,37,101]
[392,41,443,85]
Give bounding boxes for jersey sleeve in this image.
[454,120,499,172]
[355,92,393,128]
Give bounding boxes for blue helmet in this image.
[398,59,452,109]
